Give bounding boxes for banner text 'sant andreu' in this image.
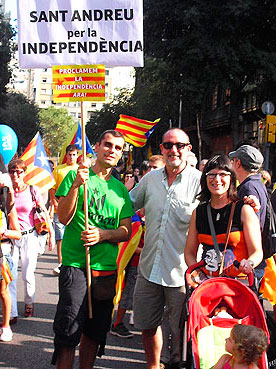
[29,9,134,22]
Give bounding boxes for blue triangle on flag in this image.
[145,123,158,139]
[74,123,95,156]
[34,133,52,174]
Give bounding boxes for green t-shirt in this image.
[56,169,134,270]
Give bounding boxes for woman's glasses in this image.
[206,172,231,180]
[9,169,24,175]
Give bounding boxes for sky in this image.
[5,0,17,28]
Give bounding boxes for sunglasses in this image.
[9,170,25,175]
[162,142,190,150]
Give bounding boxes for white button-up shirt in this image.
[130,165,201,287]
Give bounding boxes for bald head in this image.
[162,128,189,143]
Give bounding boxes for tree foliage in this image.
[38,106,75,156]
[89,0,276,152]
[0,92,39,153]
[0,13,15,107]
[142,0,276,138]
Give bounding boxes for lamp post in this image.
[178,94,183,129]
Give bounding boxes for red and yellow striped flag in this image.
[20,132,55,194]
[115,115,160,147]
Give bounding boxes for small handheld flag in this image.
[115,115,160,147]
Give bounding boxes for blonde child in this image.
[213,324,268,369]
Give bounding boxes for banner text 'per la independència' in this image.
[17,0,144,69]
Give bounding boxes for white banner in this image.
[17,0,143,68]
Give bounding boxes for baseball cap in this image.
[228,145,264,170]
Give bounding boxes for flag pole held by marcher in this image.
[81,101,93,319]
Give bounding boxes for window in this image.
[105,69,109,76]
[41,89,47,94]
[42,78,47,83]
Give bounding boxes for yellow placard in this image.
[52,64,105,102]
[267,114,276,125]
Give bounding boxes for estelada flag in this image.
[59,122,95,164]
[115,115,160,147]
[20,132,55,194]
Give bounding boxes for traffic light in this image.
[266,115,276,143]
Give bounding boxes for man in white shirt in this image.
[130,128,201,369]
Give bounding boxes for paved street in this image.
[1,249,273,369]
[0,250,146,369]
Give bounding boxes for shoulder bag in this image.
[30,185,50,235]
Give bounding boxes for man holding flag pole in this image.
[52,129,133,369]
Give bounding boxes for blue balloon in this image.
[0,125,18,164]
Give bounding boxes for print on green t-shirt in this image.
[56,169,134,271]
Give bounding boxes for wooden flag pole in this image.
[81,101,92,319]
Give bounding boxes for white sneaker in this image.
[53,264,62,275]
[0,327,13,342]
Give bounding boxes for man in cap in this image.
[229,144,267,281]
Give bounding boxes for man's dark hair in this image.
[99,130,124,144]
[197,154,237,203]
[140,160,149,173]
[66,144,78,154]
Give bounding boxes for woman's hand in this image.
[48,232,55,251]
[243,195,260,213]
[239,259,254,274]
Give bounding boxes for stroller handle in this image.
[186,260,255,288]
[185,260,206,288]
[233,260,255,287]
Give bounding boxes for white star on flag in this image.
[37,151,48,167]
[75,137,82,148]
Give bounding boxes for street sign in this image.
[262,101,275,115]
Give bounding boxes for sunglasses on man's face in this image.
[162,142,190,150]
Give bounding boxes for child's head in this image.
[226,324,268,365]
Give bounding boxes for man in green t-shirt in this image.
[52,130,133,369]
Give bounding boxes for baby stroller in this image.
[180,261,270,369]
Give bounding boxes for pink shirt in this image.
[14,185,43,231]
